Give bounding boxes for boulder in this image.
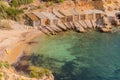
[98,27,111,33]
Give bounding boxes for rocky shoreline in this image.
[0,20,120,80]
[0,29,54,80]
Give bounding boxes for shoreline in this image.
[2,29,43,64]
[1,25,120,64]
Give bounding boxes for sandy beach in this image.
[0,29,43,64]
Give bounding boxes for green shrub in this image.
[47,1,54,7]
[37,4,42,9]
[57,0,64,3]
[42,0,64,3]
[0,1,8,18]
[0,72,2,80]
[0,61,10,69]
[27,66,51,79]
[0,1,23,20]
[10,0,33,7]
[6,7,23,20]
[3,62,10,69]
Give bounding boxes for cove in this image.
[30,31,120,80]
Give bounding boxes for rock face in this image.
[43,0,120,11]
[103,0,120,11]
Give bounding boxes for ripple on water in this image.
[30,31,120,80]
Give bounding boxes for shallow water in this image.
[30,31,120,80]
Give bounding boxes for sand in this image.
[0,29,43,64]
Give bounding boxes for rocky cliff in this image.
[37,0,120,12]
[103,0,120,11]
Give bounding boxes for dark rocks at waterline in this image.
[27,41,38,45]
[76,27,86,33]
[97,27,111,33]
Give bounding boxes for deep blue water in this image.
[30,31,120,80]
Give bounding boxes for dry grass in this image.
[0,20,12,30]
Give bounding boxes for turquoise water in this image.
[30,31,120,80]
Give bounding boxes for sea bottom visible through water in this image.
[30,31,120,80]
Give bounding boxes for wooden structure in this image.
[59,10,73,22]
[24,13,40,28]
[93,10,104,19]
[83,10,94,20]
[75,9,104,20]
[69,9,79,21]
[32,12,47,26]
[52,10,65,22]
[41,12,59,26]
[75,9,86,21]
[24,9,106,30]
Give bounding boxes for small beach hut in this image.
[40,12,59,26]
[93,9,104,19]
[82,9,104,20]
[75,9,86,21]
[32,12,48,26]
[83,10,94,20]
[25,13,40,28]
[58,10,73,22]
[69,9,79,21]
[52,10,65,22]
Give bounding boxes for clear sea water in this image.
[30,31,120,80]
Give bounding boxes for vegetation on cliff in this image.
[0,1,23,20]
[42,0,64,3]
[10,0,33,7]
[0,61,10,69]
[27,66,51,79]
[0,61,53,80]
[13,53,53,79]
